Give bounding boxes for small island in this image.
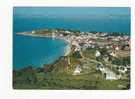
[13,29,130,89]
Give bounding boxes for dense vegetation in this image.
[112,56,130,66]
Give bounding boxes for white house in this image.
[115,46,119,51]
[73,65,82,75]
[118,66,128,74]
[104,68,118,80]
[32,31,36,34]
[110,51,117,57]
[105,72,118,80]
[95,50,101,57]
[65,31,71,34]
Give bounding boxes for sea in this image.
[13,8,130,70]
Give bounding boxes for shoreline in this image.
[14,29,130,89]
[15,32,72,69]
[15,29,130,70]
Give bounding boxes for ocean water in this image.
[13,17,68,70]
[13,10,130,70]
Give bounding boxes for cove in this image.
[13,35,67,70]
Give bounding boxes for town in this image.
[14,29,130,89]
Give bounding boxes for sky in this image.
[13,7,130,18]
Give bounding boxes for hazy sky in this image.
[14,7,130,17]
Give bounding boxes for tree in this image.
[72,51,82,58]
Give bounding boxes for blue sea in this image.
[13,7,130,70]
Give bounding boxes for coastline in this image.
[13,7,130,89]
[16,32,72,61]
[16,29,130,59]
[14,29,130,89]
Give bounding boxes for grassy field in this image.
[13,70,129,89]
